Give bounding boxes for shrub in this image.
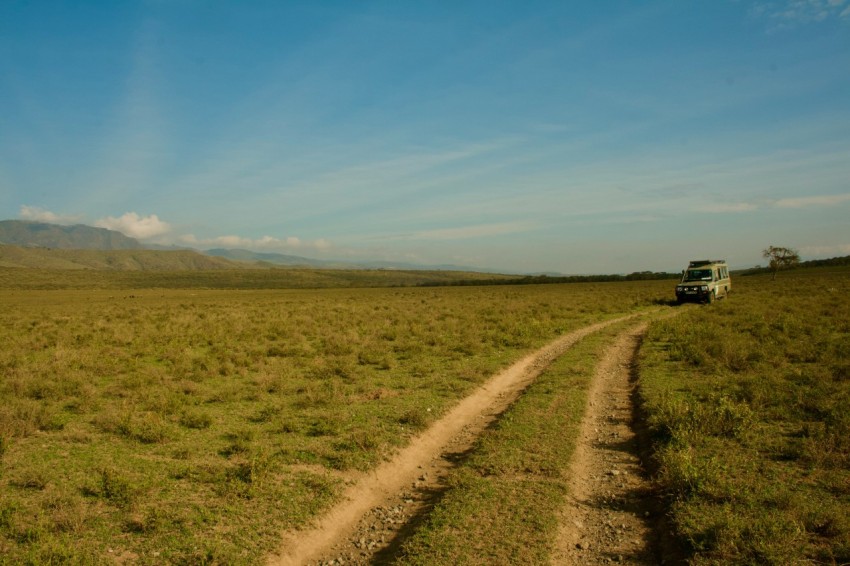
[179,408,212,430]
[94,467,137,509]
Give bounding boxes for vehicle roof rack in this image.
[688,260,726,268]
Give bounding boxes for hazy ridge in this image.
[0,220,501,273]
[0,220,142,250]
[0,245,244,271]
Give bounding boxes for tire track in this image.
[266,314,642,566]
[551,323,658,565]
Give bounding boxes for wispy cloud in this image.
[402,221,533,241]
[86,18,167,208]
[178,233,331,252]
[774,193,850,208]
[162,134,521,235]
[800,243,850,257]
[752,0,850,30]
[94,212,171,240]
[699,193,850,213]
[19,205,83,224]
[700,202,761,213]
[269,138,518,205]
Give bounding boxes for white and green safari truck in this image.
[676,260,731,304]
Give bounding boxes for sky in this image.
[1,1,849,274]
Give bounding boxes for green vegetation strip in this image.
[0,279,667,564]
[395,321,636,564]
[0,264,516,290]
[638,267,850,565]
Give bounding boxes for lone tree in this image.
[762,245,800,280]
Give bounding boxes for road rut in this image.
[267,314,651,565]
[551,323,658,564]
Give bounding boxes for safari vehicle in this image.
[676,259,731,304]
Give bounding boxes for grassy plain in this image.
[0,271,668,564]
[639,266,850,564]
[0,265,516,291]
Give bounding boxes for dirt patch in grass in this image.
[267,315,641,565]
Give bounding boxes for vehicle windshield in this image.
[684,269,713,282]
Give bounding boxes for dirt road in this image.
[550,323,657,564]
[267,314,657,565]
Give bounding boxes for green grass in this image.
[394,320,639,564]
[7,265,845,564]
[0,277,668,563]
[638,266,850,565]
[0,264,517,290]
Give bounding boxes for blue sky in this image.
[2,1,849,273]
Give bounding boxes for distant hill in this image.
[204,248,349,268]
[0,245,243,271]
[205,248,506,273]
[0,220,143,250]
[0,219,508,274]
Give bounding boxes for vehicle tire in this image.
[708,290,716,304]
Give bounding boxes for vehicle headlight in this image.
[700,285,708,291]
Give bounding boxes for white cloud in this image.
[94,212,171,239]
[19,205,83,225]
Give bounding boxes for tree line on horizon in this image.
[425,252,850,287]
[418,270,681,287]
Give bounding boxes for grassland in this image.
[0,264,516,290]
[320,266,847,565]
[4,263,844,565]
[0,272,667,564]
[638,266,850,564]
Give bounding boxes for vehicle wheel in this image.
[708,290,716,304]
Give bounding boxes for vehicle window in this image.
[685,269,712,281]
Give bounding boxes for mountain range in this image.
[0,220,142,250]
[0,220,502,273]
